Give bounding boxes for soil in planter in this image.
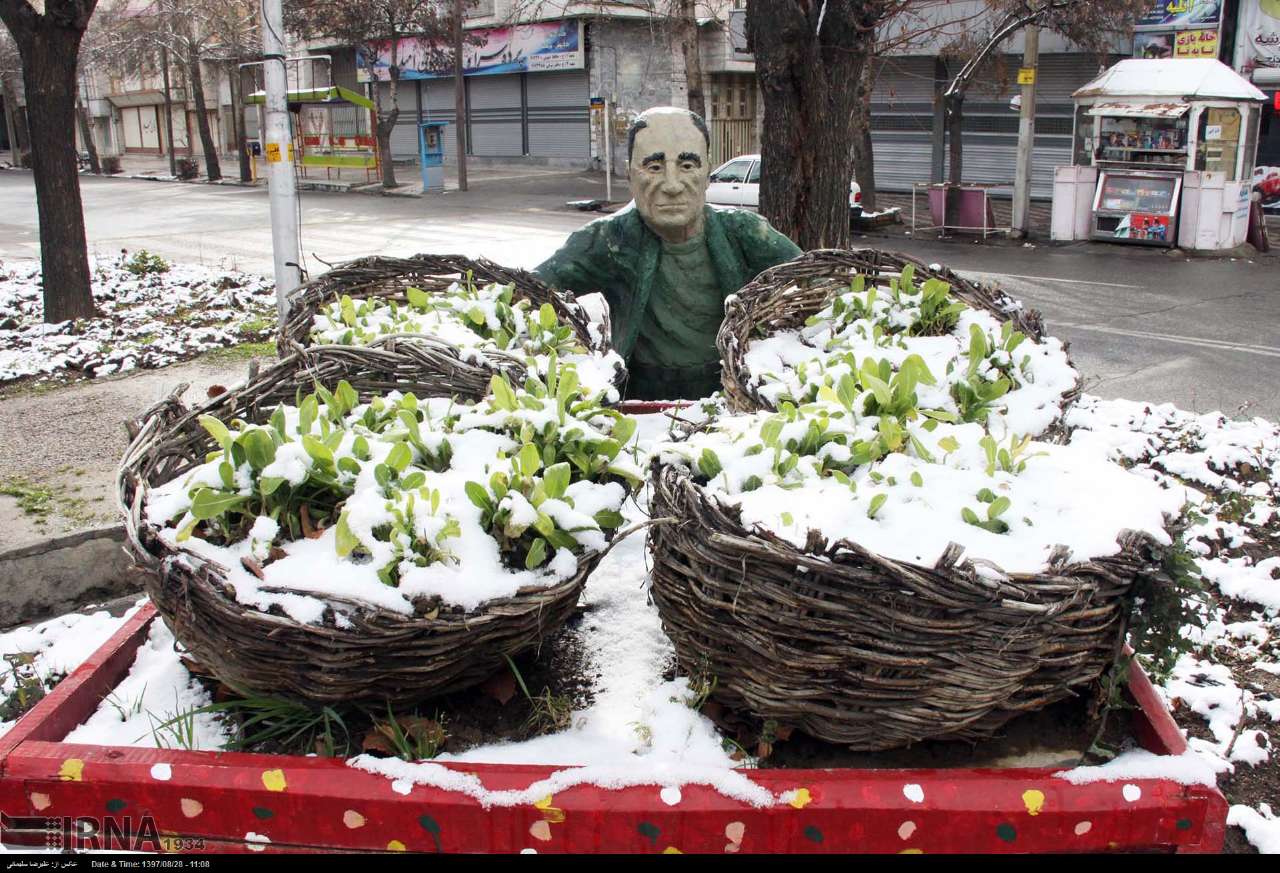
[189,608,596,760]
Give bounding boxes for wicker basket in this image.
[279,254,625,400]
[718,248,1078,415]
[118,346,604,707]
[647,454,1169,751]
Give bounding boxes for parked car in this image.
[706,153,862,218]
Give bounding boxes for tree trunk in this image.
[851,63,875,213]
[1,72,30,156]
[747,0,869,250]
[186,48,222,181]
[453,0,467,192]
[15,24,97,321]
[232,64,251,182]
[677,0,706,120]
[944,91,964,228]
[160,46,177,176]
[377,73,400,189]
[75,97,100,173]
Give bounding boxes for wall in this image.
[587,16,680,175]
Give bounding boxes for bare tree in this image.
[0,0,100,322]
[941,0,1142,186]
[0,26,28,160]
[675,0,705,119]
[287,0,457,189]
[197,0,259,182]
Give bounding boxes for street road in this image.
[1,170,1277,419]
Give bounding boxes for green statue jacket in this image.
[533,205,802,360]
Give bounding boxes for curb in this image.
[0,525,142,629]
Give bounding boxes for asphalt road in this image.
[2,169,1277,419]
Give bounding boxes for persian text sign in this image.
[1174,28,1219,57]
[1135,0,1224,30]
[358,20,583,81]
[1243,0,1280,68]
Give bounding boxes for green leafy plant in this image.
[123,250,170,277]
[961,487,1012,534]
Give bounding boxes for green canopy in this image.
[244,85,374,111]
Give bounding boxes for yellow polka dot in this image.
[261,769,287,792]
[1022,789,1046,816]
[58,759,84,782]
[663,847,683,854]
[788,788,812,809]
[387,839,406,851]
[899,849,924,854]
[533,794,565,824]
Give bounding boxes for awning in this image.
[107,90,171,108]
[245,85,375,112]
[1087,102,1191,119]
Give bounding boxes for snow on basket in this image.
[718,249,1080,439]
[118,346,643,707]
[279,254,627,403]
[651,264,1185,749]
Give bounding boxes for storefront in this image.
[359,20,590,163]
[1052,58,1266,249]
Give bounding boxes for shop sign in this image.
[357,20,584,81]
[1173,28,1219,57]
[1135,0,1224,30]
[1242,0,1280,69]
[1017,67,1036,84]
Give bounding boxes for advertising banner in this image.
[358,20,584,81]
[1135,0,1224,30]
[1241,0,1280,69]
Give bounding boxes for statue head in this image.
[627,107,712,244]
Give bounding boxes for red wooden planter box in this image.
[0,602,1228,854]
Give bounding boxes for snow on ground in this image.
[2,399,1278,849]
[0,253,274,384]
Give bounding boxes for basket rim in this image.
[716,247,1079,416]
[117,345,618,632]
[647,453,1168,589]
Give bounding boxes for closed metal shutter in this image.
[526,71,588,159]
[377,81,420,160]
[949,54,1109,199]
[468,74,523,157]
[869,57,937,193]
[422,79,459,162]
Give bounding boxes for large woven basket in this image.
[279,254,625,400]
[118,346,602,707]
[647,455,1169,751]
[718,248,1078,415]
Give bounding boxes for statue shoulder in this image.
[709,206,802,256]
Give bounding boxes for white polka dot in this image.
[1074,821,1092,836]
[521,849,538,854]
[149,763,172,781]
[898,821,917,840]
[1122,784,1141,803]
[660,786,682,806]
[244,832,270,851]
[903,784,925,803]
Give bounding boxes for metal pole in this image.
[603,98,612,203]
[260,0,302,317]
[1011,23,1039,239]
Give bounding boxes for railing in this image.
[710,118,756,166]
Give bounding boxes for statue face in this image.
[628,111,710,242]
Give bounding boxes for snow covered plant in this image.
[143,365,642,623]
[656,400,1184,575]
[743,268,1078,437]
[311,277,624,401]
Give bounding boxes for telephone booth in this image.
[419,121,448,193]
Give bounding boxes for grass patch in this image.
[200,342,278,363]
[0,475,108,529]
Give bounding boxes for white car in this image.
[706,153,863,217]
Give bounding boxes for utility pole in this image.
[260,0,302,317]
[1011,23,1039,239]
[453,0,468,192]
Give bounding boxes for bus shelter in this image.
[246,85,380,184]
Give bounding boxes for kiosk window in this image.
[1098,175,1177,213]
[1197,107,1241,180]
